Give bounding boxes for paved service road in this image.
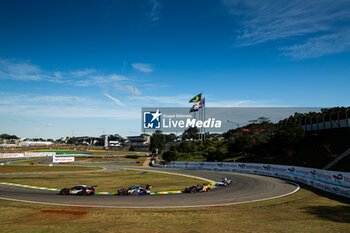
[0,166,299,208]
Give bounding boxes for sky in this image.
[0,0,349,139]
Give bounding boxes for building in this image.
[126,135,151,151]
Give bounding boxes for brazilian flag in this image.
[189,93,202,103]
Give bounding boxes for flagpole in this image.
[203,97,205,141]
[201,93,204,141]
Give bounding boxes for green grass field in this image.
[0,165,103,173]
[0,169,206,192]
[0,187,348,233]
[0,165,349,232]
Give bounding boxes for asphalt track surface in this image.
[0,166,299,208]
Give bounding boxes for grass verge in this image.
[0,170,206,192]
[0,187,348,233]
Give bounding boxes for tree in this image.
[150,130,165,154]
[165,133,177,142]
[67,137,77,145]
[182,127,199,140]
[0,134,19,139]
[162,150,178,162]
[276,121,305,147]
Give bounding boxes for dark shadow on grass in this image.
[302,205,350,223]
[298,183,350,205]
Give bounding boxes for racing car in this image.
[184,183,212,193]
[59,185,96,195]
[215,177,232,186]
[117,184,152,196]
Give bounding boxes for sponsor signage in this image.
[0,153,24,158]
[0,152,56,158]
[24,152,56,157]
[52,156,75,163]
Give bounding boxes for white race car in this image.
[59,185,96,195]
[215,178,232,186]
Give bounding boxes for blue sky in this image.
[0,0,349,139]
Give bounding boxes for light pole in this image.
[227,120,240,128]
[310,115,313,131]
[323,114,326,130]
[304,116,309,132]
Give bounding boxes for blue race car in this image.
[215,178,232,187]
[117,185,152,196]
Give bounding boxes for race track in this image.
[0,166,299,208]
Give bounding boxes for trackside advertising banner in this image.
[52,157,75,163]
[0,152,56,159]
[24,152,56,157]
[170,161,350,198]
[0,153,25,158]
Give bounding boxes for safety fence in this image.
[163,161,350,198]
[303,118,350,131]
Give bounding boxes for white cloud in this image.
[144,83,170,88]
[0,60,50,81]
[0,92,89,105]
[207,99,283,107]
[150,0,160,22]
[0,59,131,87]
[103,93,126,107]
[129,94,193,106]
[46,123,54,127]
[129,94,282,108]
[125,85,142,95]
[70,69,96,77]
[282,30,350,59]
[0,92,139,119]
[114,83,142,95]
[132,63,153,73]
[0,104,139,119]
[74,74,129,87]
[223,0,350,58]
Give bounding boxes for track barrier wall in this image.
[0,152,56,159]
[166,161,350,198]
